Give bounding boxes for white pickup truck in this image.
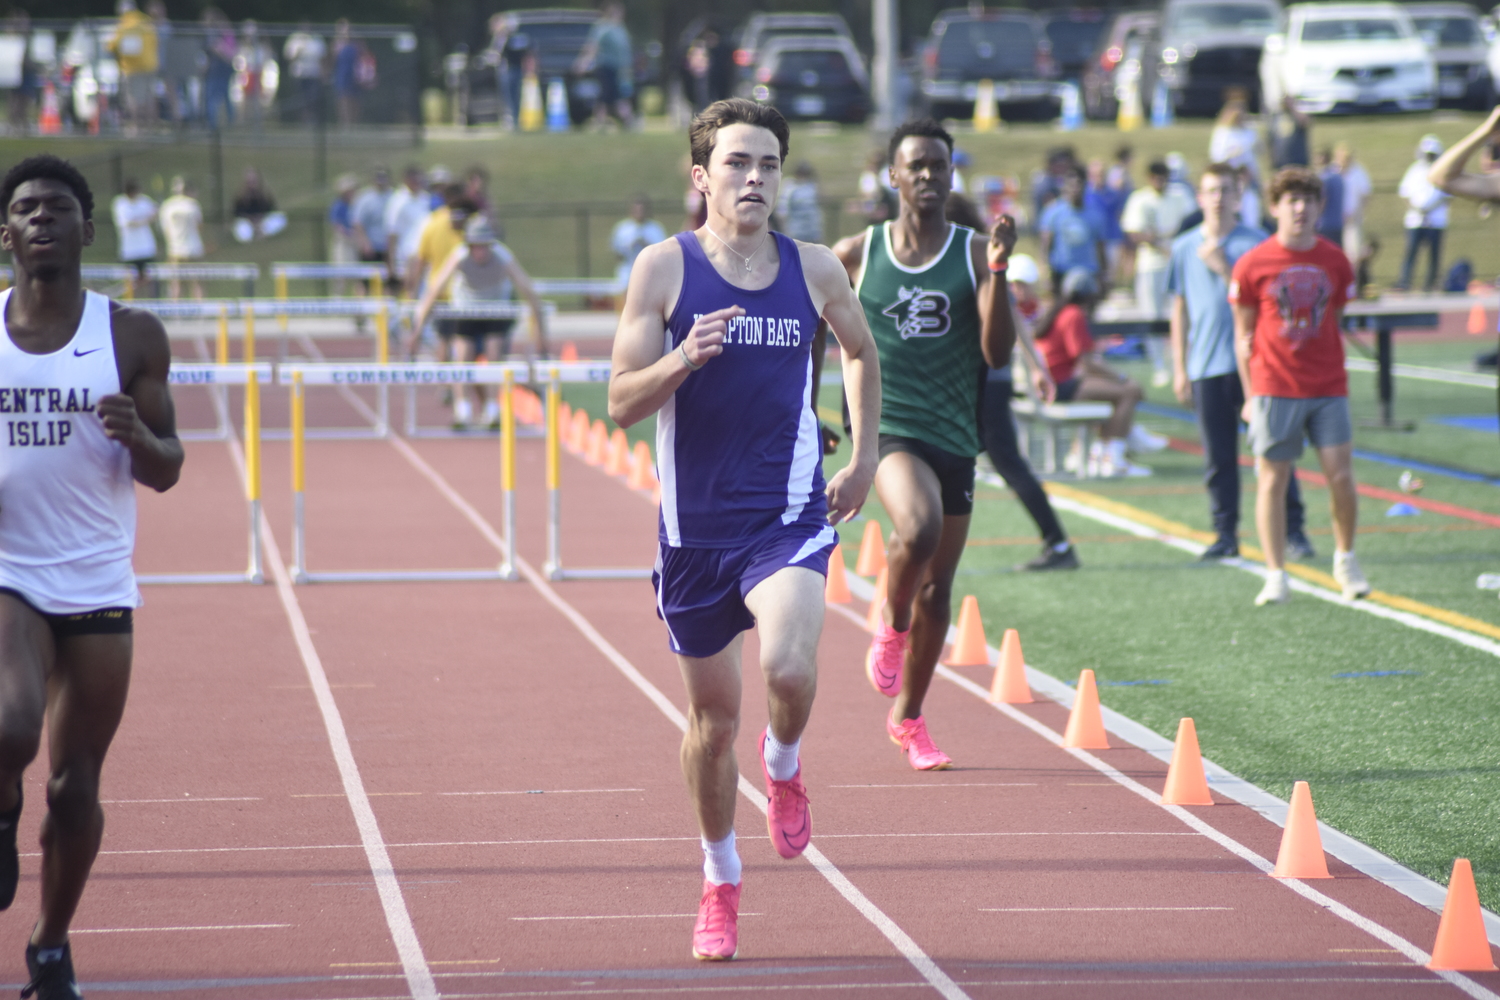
[1260,2,1437,112]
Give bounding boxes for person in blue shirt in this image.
[1167,162,1311,562]
[1038,164,1106,297]
[1085,157,1127,285]
[1314,149,1344,246]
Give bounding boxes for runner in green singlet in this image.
[832,119,1016,770]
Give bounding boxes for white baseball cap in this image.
[1006,253,1040,285]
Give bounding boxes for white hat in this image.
[1006,253,1040,285]
[1418,134,1443,156]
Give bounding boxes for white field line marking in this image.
[979,906,1232,913]
[212,384,438,1000]
[1345,357,1497,389]
[70,923,292,933]
[101,797,261,803]
[510,913,764,921]
[386,435,973,1000]
[438,788,645,796]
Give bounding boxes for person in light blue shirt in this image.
[1038,164,1106,296]
[1167,162,1309,562]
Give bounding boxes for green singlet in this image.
[856,222,985,458]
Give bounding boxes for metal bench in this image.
[1011,397,1114,479]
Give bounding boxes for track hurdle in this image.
[137,361,271,586]
[280,361,526,583]
[532,278,625,297]
[536,360,653,581]
[273,262,387,313]
[148,262,260,298]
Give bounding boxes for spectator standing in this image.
[159,176,205,300]
[1395,135,1450,292]
[1231,167,1368,606]
[1314,149,1344,245]
[575,0,634,129]
[3,11,38,132]
[231,167,284,242]
[611,195,666,288]
[1168,163,1311,561]
[1122,160,1195,386]
[237,20,273,130]
[487,14,518,128]
[284,22,327,125]
[463,166,491,219]
[1208,98,1260,189]
[146,0,184,124]
[1031,146,1076,221]
[107,0,159,131]
[1266,95,1311,170]
[1085,157,1127,285]
[112,178,157,293]
[329,174,361,295]
[201,8,236,130]
[778,162,823,244]
[353,167,395,284]
[1037,164,1107,296]
[332,19,360,128]
[1335,143,1371,269]
[384,165,430,297]
[685,33,713,112]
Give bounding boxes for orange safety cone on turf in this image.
[585,420,608,465]
[560,341,580,361]
[605,428,630,475]
[1160,718,1213,806]
[39,81,62,135]
[1428,858,1498,970]
[865,567,888,630]
[945,595,990,666]
[1061,669,1109,749]
[855,520,887,576]
[1271,781,1332,879]
[825,543,852,603]
[989,628,1033,703]
[627,440,656,490]
[1468,301,1488,336]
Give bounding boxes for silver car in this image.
[1405,2,1494,107]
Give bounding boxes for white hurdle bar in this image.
[403,301,555,436]
[281,362,528,584]
[138,362,271,586]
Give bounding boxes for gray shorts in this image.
[1247,396,1352,462]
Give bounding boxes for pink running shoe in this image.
[865,622,907,697]
[759,728,811,859]
[887,709,953,771]
[692,879,741,961]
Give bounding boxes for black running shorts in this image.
[0,588,133,638]
[877,434,977,517]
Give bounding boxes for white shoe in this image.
[1096,457,1152,478]
[1152,370,1171,388]
[1128,425,1168,453]
[1255,571,1290,606]
[453,397,473,427]
[1333,551,1371,599]
[482,400,501,427]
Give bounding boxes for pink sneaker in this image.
[691,879,741,961]
[887,709,953,771]
[865,622,907,697]
[759,729,811,859]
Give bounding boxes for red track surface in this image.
[7,340,1497,998]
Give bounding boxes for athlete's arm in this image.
[1170,293,1191,404]
[500,255,549,357]
[1011,310,1054,403]
[802,243,879,523]
[1429,106,1500,201]
[1233,302,1258,424]
[608,239,739,428]
[969,215,1018,369]
[410,248,462,357]
[830,231,868,286]
[105,306,183,493]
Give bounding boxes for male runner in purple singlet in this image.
[0,154,182,998]
[609,99,881,961]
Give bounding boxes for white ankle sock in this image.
[702,831,741,886]
[762,731,801,781]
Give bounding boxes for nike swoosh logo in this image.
[73,347,102,357]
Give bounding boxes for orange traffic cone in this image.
[1061,669,1109,749]
[945,596,990,666]
[1271,781,1332,879]
[825,543,852,603]
[1160,718,1213,806]
[39,81,62,135]
[585,420,608,465]
[1428,858,1498,970]
[989,628,1033,703]
[569,409,590,452]
[514,387,542,425]
[605,428,630,475]
[560,341,580,361]
[855,520,887,576]
[1468,301,1488,336]
[865,567,888,630]
[627,440,656,490]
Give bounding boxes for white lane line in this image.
[70,923,292,933]
[980,907,1232,913]
[830,783,1035,788]
[510,913,764,921]
[101,797,261,803]
[438,788,646,796]
[215,392,437,1000]
[387,435,974,1000]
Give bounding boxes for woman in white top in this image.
[158,176,205,299]
[110,178,156,293]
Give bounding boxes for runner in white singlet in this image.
[0,154,182,998]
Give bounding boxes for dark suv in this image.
[458,9,598,126]
[745,35,870,123]
[1151,0,1282,114]
[920,8,1060,120]
[732,13,855,87]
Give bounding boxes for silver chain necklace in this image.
[705,225,769,273]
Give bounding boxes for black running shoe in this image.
[0,784,20,911]
[1018,544,1080,571]
[1199,536,1239,560]
[1285,529,1317,561]
[22,942,82,999]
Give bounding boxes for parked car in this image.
[744,35,869,123]
[1152,0,1282,115]
[1405,2,1494,107]
[1042,8,1110,82]
[457,9,596,126]
[732,12,853,86]
[1082,10,1158,119]
[1261,2,1437,113]
[919,8,1059,121]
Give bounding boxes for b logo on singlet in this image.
[882,286,951,340]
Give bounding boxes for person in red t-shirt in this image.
[1036,267,1149,476]
[1231,166,1369,606]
